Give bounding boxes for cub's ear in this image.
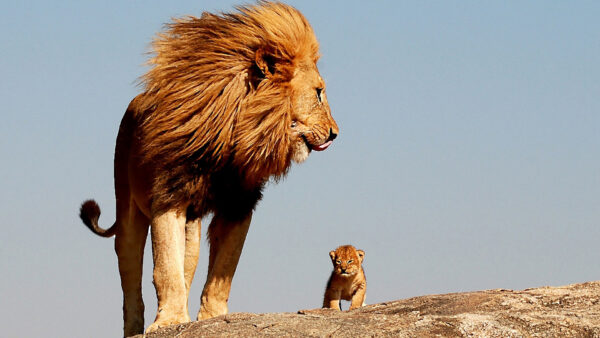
[329,250,336,261]
[255,47,276,77]
[357,250,365,262]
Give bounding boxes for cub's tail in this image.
[79,200,117,238]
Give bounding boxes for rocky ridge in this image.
[137,281,600,337]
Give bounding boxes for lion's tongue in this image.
[312,140,333,152]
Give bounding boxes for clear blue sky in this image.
[1,1,599,337]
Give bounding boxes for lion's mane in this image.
[134,1,320,213]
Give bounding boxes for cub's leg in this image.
[197,213,252,320]
[146,208,190,333]
[349,286,366,310]
[323,288,342,310]
[184,218,201,298]
[115,202,149,337]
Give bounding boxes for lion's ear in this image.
[357,250,365,263]
[255,48,276,77]
[329,250,336,261]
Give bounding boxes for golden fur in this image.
[79,2,338,336]
[136,1,338,213]
[323,245,366,310]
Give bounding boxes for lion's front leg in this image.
[197,213,252,320]
[146,208,191,333]
[349,285,366,310]
[323,288,342,310]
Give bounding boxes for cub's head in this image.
[329,245,365,277]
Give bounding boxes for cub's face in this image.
[289,63,339,163]
[329,245,365,277]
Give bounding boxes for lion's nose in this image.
[327,128,337,142]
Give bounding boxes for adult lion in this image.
[79,2,338,336]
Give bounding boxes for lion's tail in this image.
[79,199,117,238]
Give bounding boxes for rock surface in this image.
[137,281,600,337]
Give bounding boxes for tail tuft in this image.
[80,199,101,228]
[79,199,116,237]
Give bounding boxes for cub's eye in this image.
[316,87,323,103]
[348,260,353,264]
[336,260,341,264]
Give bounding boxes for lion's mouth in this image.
[301,135,333,152]
[311,140,333,152]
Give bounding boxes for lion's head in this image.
[135,1,338,196]
[329,245,365,278]
[288,60,338,164]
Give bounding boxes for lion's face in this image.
[329,245,365,278]
[289,64,339,163]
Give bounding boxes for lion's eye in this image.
[336,260,341,264]
[348,260,353,264]
[316,87,323,103]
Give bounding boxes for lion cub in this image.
[323,245,366,310]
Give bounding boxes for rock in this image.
[135,281,600,337]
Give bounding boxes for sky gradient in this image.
[1,1,599,337]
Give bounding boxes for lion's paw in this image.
[145,314,190,334]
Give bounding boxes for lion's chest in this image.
[186,172,265,221]
[331,270,364,301]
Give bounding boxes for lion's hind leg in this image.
[115,202,150,337]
